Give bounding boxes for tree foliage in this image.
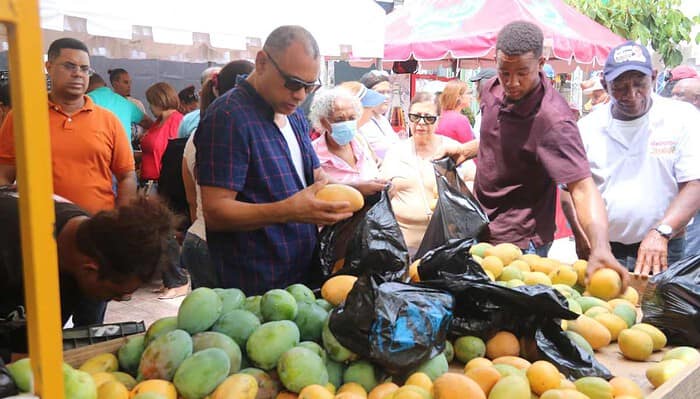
[565,0,700,67]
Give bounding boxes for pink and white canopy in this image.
[384,0,625,67]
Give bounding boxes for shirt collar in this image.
[314,133,365,171]
[238,79,276,120]
[48,95,95,114]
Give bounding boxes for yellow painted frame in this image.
[1,0,65,396]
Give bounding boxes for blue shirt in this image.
[87,86,143,141]
[178,109,200,138]
[195,80,320,295]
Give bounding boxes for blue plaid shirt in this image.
[195,80,319,295]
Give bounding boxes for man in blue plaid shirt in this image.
[195,26,384,294]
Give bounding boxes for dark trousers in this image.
[611,237,686,272]
[181,232,218,289]
[71,298,107,327]
[163,237,188,288]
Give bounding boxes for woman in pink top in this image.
[310,87,383,189]
[140,82,183,181]
[436,79,474,143]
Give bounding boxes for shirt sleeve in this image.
[0,111,16,165]
[378,145,404,181]
[675,106,700,183]
[195,105,249,192]
[129,100,144,124]
[109,114,136,175]
[537,119,591,185]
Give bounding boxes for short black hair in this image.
[263,25,320,60]
[89,73,105,87]
[178,85,198,105]
[108,68,128,84]
[47,38,89,61]
[496,21,544,58]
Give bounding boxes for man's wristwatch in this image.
[654,224,673,239]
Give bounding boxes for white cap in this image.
[583,79,604,94]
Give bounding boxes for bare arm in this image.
[0,164,16,185]
[568,177,629,290]
[436,139,480,165]
[115,171,137,207]
[182,159,198,224]
[201,179,353,232]
[635,179,700,275]
[559,188,591,260]
[138,114,154,129]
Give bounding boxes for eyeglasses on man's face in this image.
[264,51,320,94]
[408,113,438,125]
[58,61,95,76]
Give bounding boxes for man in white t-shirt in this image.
[564,41,700,276]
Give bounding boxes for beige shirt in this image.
[379,135,460,252]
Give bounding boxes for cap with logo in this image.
[604,41,653,82]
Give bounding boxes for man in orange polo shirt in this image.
[0,38,136,215]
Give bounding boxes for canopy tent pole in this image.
[1,0,65,397]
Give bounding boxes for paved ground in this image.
[103,279,187,327]
[101,238,579,328]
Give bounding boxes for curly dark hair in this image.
[75,197,176,283]
[496,21,544,57]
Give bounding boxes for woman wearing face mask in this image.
[380,92,462,256]
[310,87,382,188]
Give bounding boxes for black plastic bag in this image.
[415,238,488,282]
[329,274,453,378]
[642,254,700,346]
[417,244,610,379]
[414,157,489,260]
[536,321,612,380]
[0,358,18,398]
[316,188,409,282]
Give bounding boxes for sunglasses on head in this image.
[408,113,438,125]
[264,51,321,94]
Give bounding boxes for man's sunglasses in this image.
[265,51,321,94]
[408,113,438,125]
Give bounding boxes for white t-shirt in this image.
[183,133,206,240]
[279,117,307,187]
[578,95,700,244]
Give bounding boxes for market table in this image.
[65,334,699,398]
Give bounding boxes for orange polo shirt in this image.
[0,96,135,214]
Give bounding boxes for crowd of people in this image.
[0,20,698,345]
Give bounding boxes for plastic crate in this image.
[62,321,145,350]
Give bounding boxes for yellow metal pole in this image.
[0,0,65,396]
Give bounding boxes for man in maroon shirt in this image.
[443,21,627,286]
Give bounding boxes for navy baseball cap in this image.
[604,41,653,82]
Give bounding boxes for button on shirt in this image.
[578,95,700,244]
[476,73,591,248]
[195,80,320,295]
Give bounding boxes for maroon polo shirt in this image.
[475,72,590,248]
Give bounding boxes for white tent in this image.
[34,0,385,62]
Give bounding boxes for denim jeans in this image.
[522,241,553,257]
[162,237,189,288]
[684,212,700,257]
[181,232,218,289]
[611,237,686,272]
